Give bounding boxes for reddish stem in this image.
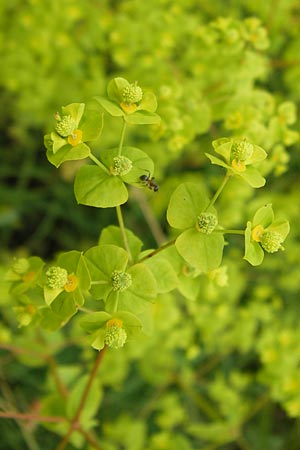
[55,346,107,450]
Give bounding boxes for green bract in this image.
[84,244,157,314]
[80,311,142,351]
[74,146,154,208]
[6,256,45,296]
[99,225,143,263]
[244,203,290,266]
[141,253,178,294]
[205,137,267,188]
[167,183,224,272]
[44,103,103,168]
[43,251,91,326]
[95,77,161,125]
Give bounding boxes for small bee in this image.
[139,170,159,192]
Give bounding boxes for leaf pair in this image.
[74,146,154,208]
[167,183,225,273]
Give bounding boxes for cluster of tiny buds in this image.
[197,212,218,234]
[104,318,127,349]
[110,156,133,176]
[111,270,132,292]
[260,230,284,253]
[122,82,143,104]
[54,114,76,137]
[12,257,30,275]
[46,266,68,289]
[231,139,254,162]
[251,225,284,253]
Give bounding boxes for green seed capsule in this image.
[260,230,284,253]
[46,266,68,289]
[111,271,132,291]
[104,324,127,349]
[197,212,218,234]
[231,140,254,161]
[122,82,143,104]
[110,156,133,176]
[55,115,76,137]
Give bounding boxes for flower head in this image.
[110,156,133,176]
[85,244,157,314]
[260,230,284,253]
[44,103,102,168]
[104,318,127,349]
[46,266,68,289]
[111,270,132,292]
[196,212,218,234]
[244,204,290,265]
[205,137,267,188]
[43,251,90,312]
[122,82,143,104]
[80,310,142,351]
[95,77,161,125]
[6,256,45,296]
[54,113,77,138]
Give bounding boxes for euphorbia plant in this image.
[4,76,291,450]
[8,76,290,342]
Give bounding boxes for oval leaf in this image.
[47,143,91,168]
[176,229,224,272]
[143,256,178,293]
[74,165,128,208]
[124,111,161,125]
[238,167,266,188]
[167,182,211,230]
[94,97,124,116]
[99,225,143,262]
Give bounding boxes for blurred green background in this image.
[1,1,300,449]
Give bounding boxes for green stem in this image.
[111,292,119,314]
[138,239,176,263]
[204,172,231,212]
[116,205,132,262]
[118,119,127,156]
[214,229,245,235]
[88,153,111,175]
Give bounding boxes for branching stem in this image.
[204,172,231,212]
[0,411,65,423]
[89,153,111,175]
[138,238,176,263]
[55,346,107,450]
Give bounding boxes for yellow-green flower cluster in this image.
[104,318,127,349]
[46,266,68,289]
[111,270,132,292]
[197,212,218,234]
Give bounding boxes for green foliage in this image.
[1,2,300,450]
[244,204,290,265]
[206,137,267,187]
